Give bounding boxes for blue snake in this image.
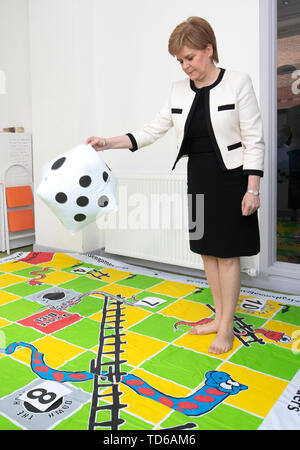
[1,341,248,417]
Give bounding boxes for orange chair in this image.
[6,185,33,208]
[3,185,35,253]
[7,209,35,232]
[5,185,35,232]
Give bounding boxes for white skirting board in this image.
[103,174,260,277]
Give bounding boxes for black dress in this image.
[186,77,260,258]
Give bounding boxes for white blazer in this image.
[127,68,265,176]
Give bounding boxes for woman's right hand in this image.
[85,136,109,151]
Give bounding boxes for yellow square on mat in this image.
[90,304,151,329]
[94,284,142,299]
[219,362,288,418]
[0,291,20,306]
[160,298,213,322]
[39,253,82,269]
[12,335,85,369]
[114,368,191,423]
[0,261,32,272]
[0,273,27,288]
[88,302,120,323]
[147,281,197,298]
[174,332,242,359]
[92,331,167,367]
[87,268,132,283]
[42,270,79,285]
[236,296,282,318]
[255,320,300,351]
[0,317,11,328]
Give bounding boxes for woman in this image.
[86,17,265,355]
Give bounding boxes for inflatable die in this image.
[36,144,118,233]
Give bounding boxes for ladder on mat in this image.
[88,294,128,430]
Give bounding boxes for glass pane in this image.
[277,0,300,264]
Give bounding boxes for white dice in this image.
[37,144,118,233]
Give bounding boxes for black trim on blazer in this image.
[218,104,235,111]
[204,88,228,171]
[172,68,226,171]
[190,68,225,93]
[171,108,183,114]
[171,91,201,170]
[243,169,264,177]
[227,142,242,151]
[126,133,138,152]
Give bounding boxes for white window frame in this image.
[259,0,300,284]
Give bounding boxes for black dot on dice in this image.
[51,157,66,170]
[76,196,89,207]
[103,171,109,182]
[74,214,86,222]
[98,195,109,207]
[55,192,68,203]
[79,175,92,188]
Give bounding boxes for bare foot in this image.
[208,329,234,354]
[188,319,220,335]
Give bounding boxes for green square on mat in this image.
[1,282,53,297]
[0,356,36,398]
[0,413,22,430]
[127,291,179,312]
[119,409,155,430]
[0,299,42,322]
[58,277,108,293]
[58,350,97,393]
[117,274,164,290]
[128,313,187,342]
[96,402,154,431]
[0,323,44,346]
[161,402,263,430]
[272,305,300,326]
[52,318,101,349]
[54,400,154,431]
[10,266,55,278]
[53,401,91,430]
[184,287,214,305]
[67,295,105,317]
[229,342,300,381]
[140,345,222,390]
[234,312,268,330]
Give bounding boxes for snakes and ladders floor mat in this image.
[0,251,299,431]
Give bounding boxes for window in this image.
[277,0,300,264]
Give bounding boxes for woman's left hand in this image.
[241,192,260,216]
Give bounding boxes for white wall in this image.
[94,0,261,177]
[0,0,31,132]
[29,0,99,252]
[28,0,261,253]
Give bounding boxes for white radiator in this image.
[103,174,259,275]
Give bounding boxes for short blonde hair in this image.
[168,16,219,63]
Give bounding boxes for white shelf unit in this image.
[0,133,34,254]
